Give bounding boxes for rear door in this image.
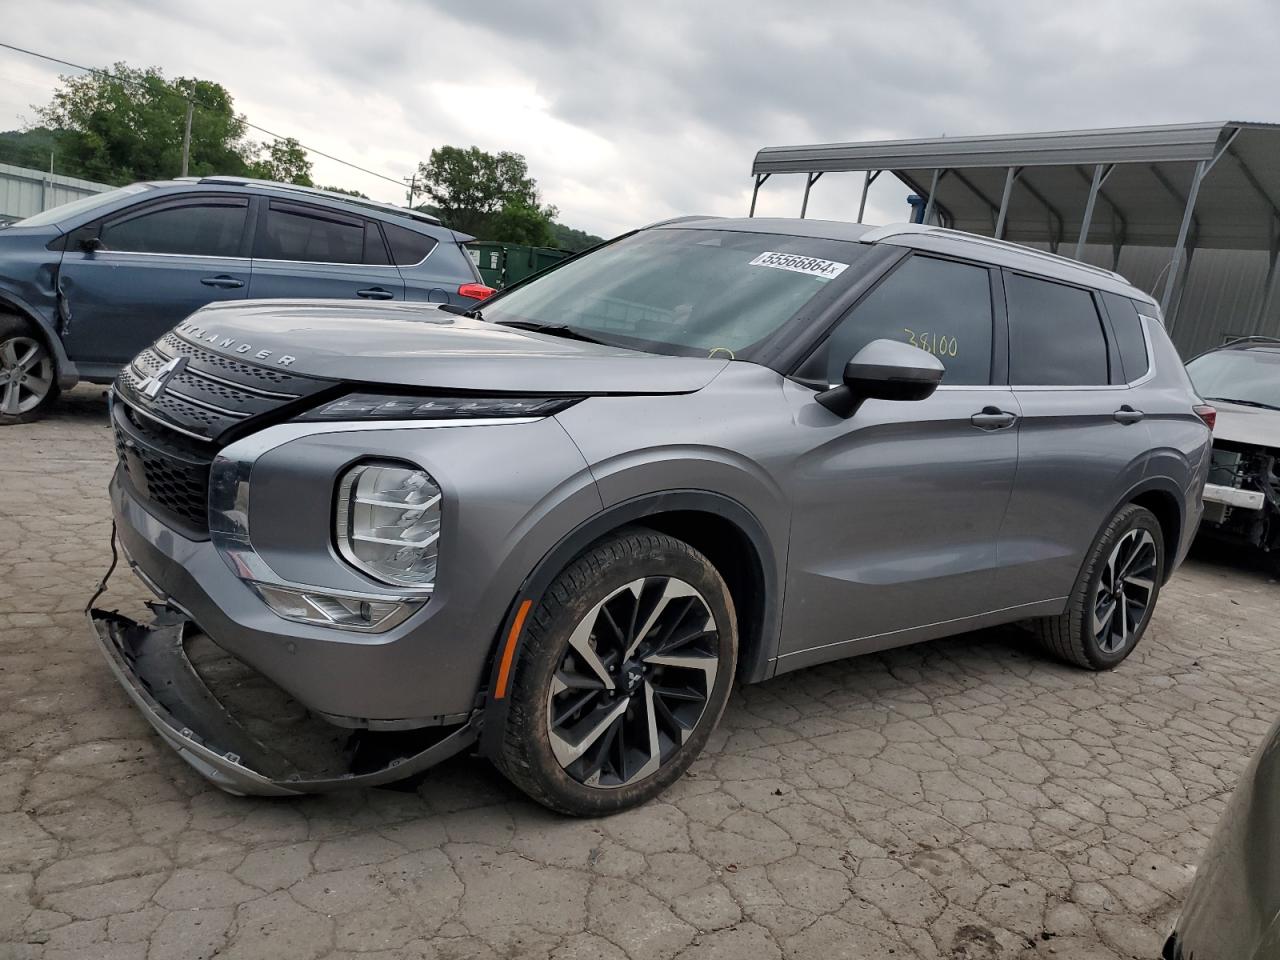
[248,200,405,302]
[995,271,1152,607]
[780,253,1021,662]
[58,194,252,365]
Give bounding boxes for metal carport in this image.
[750,122,1280,331]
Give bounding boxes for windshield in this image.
[1187,346,1280,409]
[13,183,154,228]
[480,228,867,358]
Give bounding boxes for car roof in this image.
[658,217,1154,305]
[1204,336,1280,353]
[153,177,473,242]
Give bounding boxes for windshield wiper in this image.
[436,302,484,319]
[1203,396,1280,411]
[493,320,609,345]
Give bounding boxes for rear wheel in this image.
[494,528,736,816]
[0,314,59,424]
[1033,503,1165,670]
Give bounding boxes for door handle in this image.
[200,275,244,289]
[1114,405,1145,425]
[357,287,395,300]
[971,406,1018,430]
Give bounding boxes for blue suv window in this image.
[98,198,248,257]
[383,222,437,266]
[258,201,383,265]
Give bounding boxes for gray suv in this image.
[0,176,489,423]
[91,218,1212,815]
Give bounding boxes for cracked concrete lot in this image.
[1,386,1277,960]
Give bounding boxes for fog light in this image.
[252,583,419,631]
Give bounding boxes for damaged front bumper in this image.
[88,605,478,797]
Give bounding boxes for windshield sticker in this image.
[748,251,849,280]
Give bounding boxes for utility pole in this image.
[180,99,193,177]
[403,172,417,208]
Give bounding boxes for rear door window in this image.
[1101,291,1150,381]
[820,254,994,385]
[258,201,368,264]
[98,198,248,257]
[1006,273,1110,386]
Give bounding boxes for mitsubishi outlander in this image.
[91,219,1212,815]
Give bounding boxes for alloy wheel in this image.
[1092,528,1158,654]
[546,577,720,789]
[0,336,53,416]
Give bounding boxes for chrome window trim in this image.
[75,249,250,262]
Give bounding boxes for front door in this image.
[779,253,1019,665]
[248,200,405,302]
[59,195,252,366]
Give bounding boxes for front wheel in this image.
[1032,503,1165,670]
[0,315,59,424]
[494,528,737,816]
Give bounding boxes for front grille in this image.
[111,327,334,534]
[113,402,215,534]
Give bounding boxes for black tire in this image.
[494,527,737,816]
[1032,504,1165,670]
[0,313,60,425]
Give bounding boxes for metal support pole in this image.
[856,170,881,223]
[180,99,194,177]
[748,173,770,217]
[800,172,822,219]
[922,169,943,225]
[995,166,1019,239]
[1169,241,1197,327]
[1161,160,1207,318]
[1074,164,1112,260]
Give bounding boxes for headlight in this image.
[297,393,579,421]
[335,462,441,589]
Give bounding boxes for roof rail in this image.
[861,223,1127,283]
[1220,335,1280,348]
[194,176,442,226]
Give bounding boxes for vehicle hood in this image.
[1211,400,1280,449]
[177,300,729,394]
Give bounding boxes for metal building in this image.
[750,122,1280,356]
[0,161,108,224]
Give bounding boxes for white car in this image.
[1187,337,1280,571]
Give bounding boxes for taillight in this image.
[1193,403,1216,430]
[458,282,496,301]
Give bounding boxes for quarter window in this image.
[1101,291,1150,381]
[821,255,994,386]
[258,202,367,264]
[98,200,247,257]
[1006,273,1109,386]
[383,222,438,266]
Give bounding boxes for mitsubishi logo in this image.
[138,356,186,399]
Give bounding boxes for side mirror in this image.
[79,235,103,253]
[816,338,945,418]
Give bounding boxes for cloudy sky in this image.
[1,0,1277,237]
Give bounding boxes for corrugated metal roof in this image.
[752,122,1280,251]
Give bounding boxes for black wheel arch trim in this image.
[0,290,79,388]
[476,489,782,758]
[1103,475,1187,583]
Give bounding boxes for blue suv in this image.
[0,176,491,422]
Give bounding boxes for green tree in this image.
[0,127,59,171]
[416,145,557,242]
[36,63,256,183]
[249,137,313,185]
[549,221,604,252]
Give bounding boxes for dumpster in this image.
[467,242,570,289]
